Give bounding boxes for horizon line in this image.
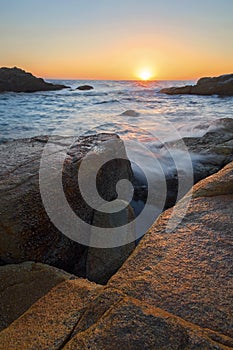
[44,77,198,81]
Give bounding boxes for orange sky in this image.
[1,1,233,80]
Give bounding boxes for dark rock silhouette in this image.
[76,85,94,90]
[0,67,68,92]
[160,73,233,96]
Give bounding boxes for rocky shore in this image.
[0,160,232,349]
[160,73,233,96]
[0,120,232,348]
[0,67,68,92]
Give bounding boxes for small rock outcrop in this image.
[76,85,94,91]
[160,73,233,96]
[121,110,140,117]
[0,67,68,92]
[0,262,73,331]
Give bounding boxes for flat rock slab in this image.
[108,162,233,337]
[1,285,232,350]
[64,291,233,350]
[0,262,73,331]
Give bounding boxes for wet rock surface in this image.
[0,67,68,93]
[161,117,233,208]
[0,162,232,349]
[160,73,233,96]
[121,109,140,117]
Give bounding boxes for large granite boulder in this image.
[109,161,233,338]
[0,162,232,349]
[0,261,73,331]
[0,134,133,274]
[0,67,68,93]
[160,73,233,96]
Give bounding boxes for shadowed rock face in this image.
[0,67,68,92]
[160,73,233,96]
[0,162,232,349]
[86,200,136,285]
[0,262,73,331]
[0,134,133,274]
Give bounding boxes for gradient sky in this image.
[0,0,233,80]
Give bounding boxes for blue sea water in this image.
[0,79,232,238]
[0,79,232,147]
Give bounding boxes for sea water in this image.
[1,79,232,145]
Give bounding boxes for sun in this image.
[138,69,153,81]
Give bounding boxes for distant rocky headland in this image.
[160,73,233,96]
[0,67,68,93]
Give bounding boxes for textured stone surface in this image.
[0,134,132,274]
[160,73,233,96]
[0,279,102,350]
[0,67,68,92]
[64,294,233,350]
[0,262,73,331]
[1,285,232,350]
[108,162,233,337]
[0,160,232,350]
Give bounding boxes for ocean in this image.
[1,79,232,145]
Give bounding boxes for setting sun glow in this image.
[0,1,232,80]
[138,69,153,81]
